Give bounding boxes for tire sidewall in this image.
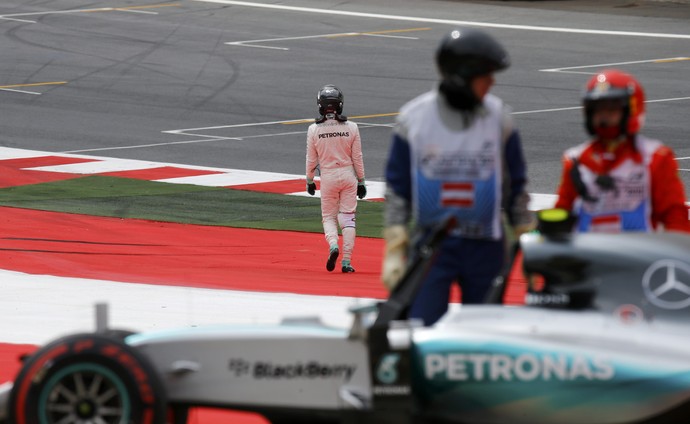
[8,333,167,424]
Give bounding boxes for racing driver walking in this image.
[306,85,367,273]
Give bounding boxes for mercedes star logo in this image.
[642,259,690,310]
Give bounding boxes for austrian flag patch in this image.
[441,182,474,207]
[590,214,622,233]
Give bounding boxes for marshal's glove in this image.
[357,179,367,199]
[306,180,316,196]
[381,225,409,291]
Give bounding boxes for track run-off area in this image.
[1,0,688,421]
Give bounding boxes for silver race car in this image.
[2,215,690,424]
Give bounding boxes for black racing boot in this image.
[341,261,355,273]
[326,247,339,272]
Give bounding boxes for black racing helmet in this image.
[436,28,510,110]
[317,84,344,115]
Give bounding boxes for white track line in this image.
[0,7,110,22]
[0,88,41,95]
[0,4,172,22]
[227,30,420,50]
[227,31,361,50]
[541,57,690,74]
[115,8,158,15]
[193,0,690,39]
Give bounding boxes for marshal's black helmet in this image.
[317,84,344,115]
[436,28,510,110]
[436,28,510,80]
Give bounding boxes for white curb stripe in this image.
[159,170,302,186]
[27,159,166,174]
[0,269,370,345]
[0,147,557,209]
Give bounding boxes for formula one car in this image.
[2,214,690,424]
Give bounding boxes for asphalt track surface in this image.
[0,1,688,422]
[0,0,689,196]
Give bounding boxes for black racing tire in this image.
[167,405,189,424]
[102,328,138,341]
[7,333,167,424]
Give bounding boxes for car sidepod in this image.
[126,323,372,416]
[409,306,690,424]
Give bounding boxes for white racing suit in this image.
[306,115,365,264]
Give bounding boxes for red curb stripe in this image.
[0,156,98,188]
[228,178,311,194]
[97,166,225,181]
[0,155,97,169]
[0,166,81,188]
[0,206,389,298]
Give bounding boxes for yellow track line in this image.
[654,57,690,63]
[351,112,400,119]
[0,81,67,89]
[75,3,180,13]
[282,112,399,125]
[114,3,181,11]
[327,27,431,38]
[363,27,431,35]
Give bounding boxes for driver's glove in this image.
[306,179,316,196]
[357,179,367,199]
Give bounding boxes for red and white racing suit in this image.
[555,135,690,233]
[306,116,365,263]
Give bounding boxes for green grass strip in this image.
[0,176,384,238]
